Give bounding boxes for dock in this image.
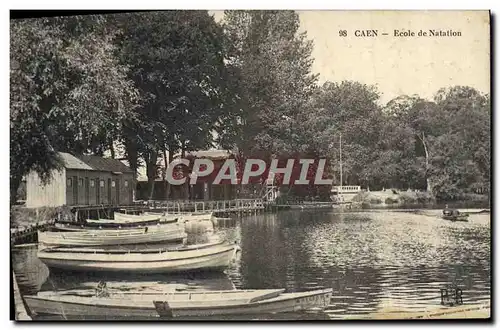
[129,199,266,216]
[12,272,31,321]
[10,219,56,246]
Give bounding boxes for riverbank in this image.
[12,272,31,321]
[352,190,489,209]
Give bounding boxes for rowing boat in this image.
[37,242,239,273]
[442,214,469,222]
[23,288,332,318]
[93,213,181,225]
[145,212,214,222]
[38,223,187,247]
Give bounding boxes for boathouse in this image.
[183,150,237,201]
[26,152,134,208]
[135,150,239,201]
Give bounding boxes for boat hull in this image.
[37,244,238,274]
[39,224,187,247]
[442,214,469,222]
[158,289,333,317]
[24,288,332,319]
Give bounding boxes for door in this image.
[115,180,120,205]
[72,176,78,206]
[85,178,90,205]
[107,178,112,205]
[96,179,101,204]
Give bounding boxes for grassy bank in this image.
[352,189,489,209]
[10,206,73,228]
[352,190,435,208]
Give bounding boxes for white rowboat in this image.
[37,242,239,273]
[24,288,332,318]
[38,223,187,247]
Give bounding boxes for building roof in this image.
[59,152,94,170]
[177,150,233,160]
[56,152,133,173]
[77,155,134,173]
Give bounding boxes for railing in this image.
[331,185,361,194]
[142,199,265,213]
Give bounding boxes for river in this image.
[12,209,490,320]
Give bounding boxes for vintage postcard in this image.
[10,10,490,321]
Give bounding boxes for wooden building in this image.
[175,150,237,201]
[26,152,134,208]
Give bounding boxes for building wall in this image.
[65,170,134,206]
[26,169,66,208]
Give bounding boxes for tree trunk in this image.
[181,147,189,200]
[124,138,139,180]
[10,174,22,206]
[418,132,433,194]
[146,150,158,200]
[162,147,170,200]
[109,139,116,159]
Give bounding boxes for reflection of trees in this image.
[239,213,288,289]
[43,269,237,293]
[12,246,49,295]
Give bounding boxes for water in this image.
[12,209,490,320]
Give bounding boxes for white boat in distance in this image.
[38,223,187,247]
[93,213,180,225]
[144,212,214,222]
[37,242,239,274]
[24,288,332,318]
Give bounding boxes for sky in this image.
[212,10,490,104]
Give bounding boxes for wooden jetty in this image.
[130,199,266,217]
[12,272,31,321]
[10,219,56,246]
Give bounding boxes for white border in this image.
[2,1,497,330]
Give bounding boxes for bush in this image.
[10,205,73,227]
[385,197,399,204]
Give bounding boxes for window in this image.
[79,178,84,187]
[90,179,95,187]
[67,178,72,187]
[124,180,129,187]
[100,180,105,188]
[111,181,116,188]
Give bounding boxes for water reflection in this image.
[12,209,490,320]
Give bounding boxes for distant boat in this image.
[38,223,187,247]
[442,214,469,222]
[145,212,214,222]
[24,288,332,318]
[110,213,180,224]
[37,242,239,273]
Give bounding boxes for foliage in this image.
[113,11,237,198]
[222,10,318,156]
[10,11,490,204]
[10,15,138,204]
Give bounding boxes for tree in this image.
[430,86,490,199]
[10,15,138,204]
[222,10,318,156]
[114,11,237,199]
[306,81,385,187]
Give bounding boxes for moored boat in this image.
[442,214,469,222]
[38,223,187,247]
[83,213,180,226]
[24,288,332,318]
[145,212,214,223]
[37,242,239,273]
